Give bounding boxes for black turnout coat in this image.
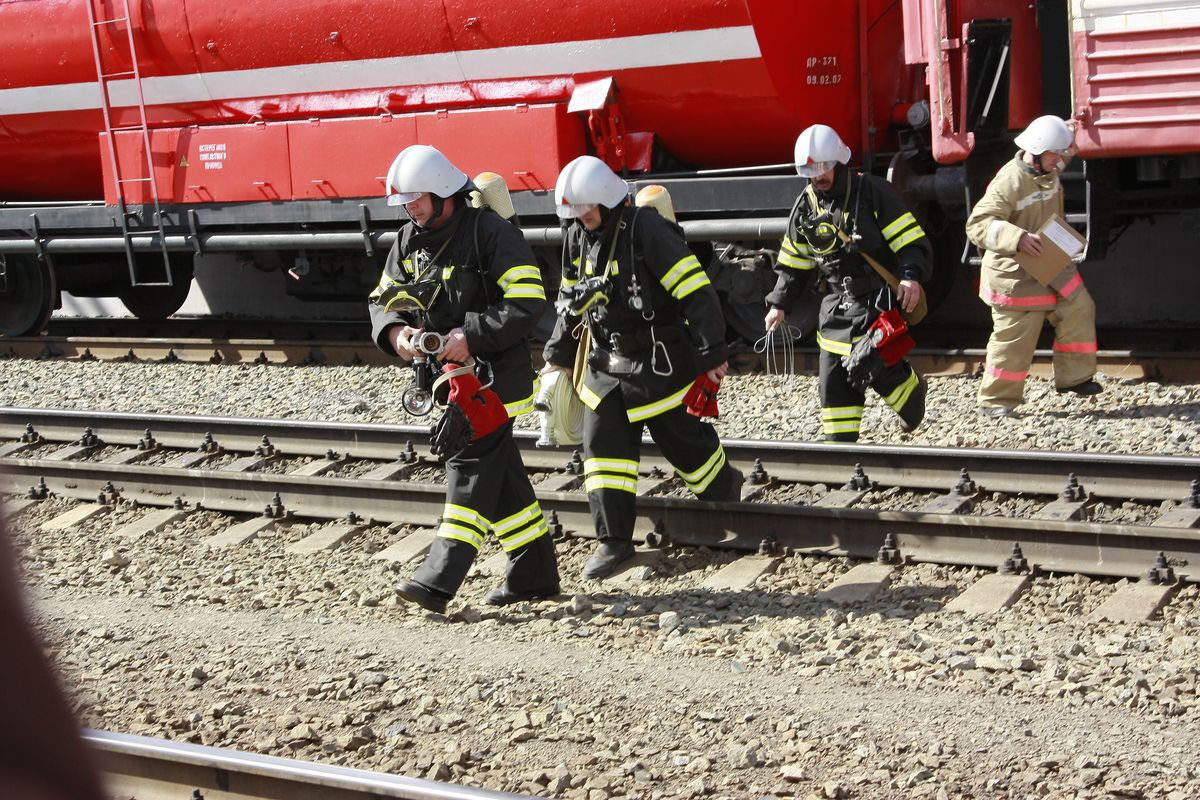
[369,203,546,415]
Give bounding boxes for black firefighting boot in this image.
[485,532,561,606]
[697,464,744,503]
[397,537,475,613]
[898,372,927,433]
[582,539,637,581]
[394,580,451,614]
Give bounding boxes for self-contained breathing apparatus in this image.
[794,174,880,312]
[560,208,676,377]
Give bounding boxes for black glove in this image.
[841,333,886,392]
[429,403,474,460]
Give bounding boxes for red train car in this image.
[1,0,1197,335]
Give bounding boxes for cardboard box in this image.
[1014,214,1089,286]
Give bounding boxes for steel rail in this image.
[83,729,532,800]
[2,450,1197,582]
[3,407,1198,503]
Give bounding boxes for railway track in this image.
[85,728,532,799]
[3,408,1198,598]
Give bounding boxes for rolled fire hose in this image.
[535,370,584,446]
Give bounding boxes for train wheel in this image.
[117,259,194,320]
[0,255,55,337]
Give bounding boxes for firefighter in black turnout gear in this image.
[369,145,559,612]
[764,125,931,442]
[543,156,743,580]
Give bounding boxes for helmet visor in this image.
[796,160,836,179]
[387,191,424,207]
[556,202,596,220]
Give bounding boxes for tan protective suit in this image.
[966,154,1097,408]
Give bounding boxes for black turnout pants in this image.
[413,420,558,598]
[582,389,742,544]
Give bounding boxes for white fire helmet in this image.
[793,124,852,178]
[1013,115,1074,156]
[554,155,629,219]
[385,145,470,206]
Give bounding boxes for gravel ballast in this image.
[4,358,1200,799]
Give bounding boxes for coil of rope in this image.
[535,369,584,446]
[754,324,804,375]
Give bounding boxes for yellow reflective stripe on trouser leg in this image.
[676,445,727,495]
[821,406,863,437]
[583,457,639,494]
[437,502,489,550]
[505,380,537,418]
[491,500,550,552]
[884,370,920,412]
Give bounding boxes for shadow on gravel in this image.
[1042,402,1200,420]
[565,584,960,630]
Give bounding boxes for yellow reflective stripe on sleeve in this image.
[672,272,711,300]
[561,275,579,288]
[782,236,812,256]
[368,272,404,302]
[503,285,547,300]
[888,227,926,252]
[584,457,639,476]
[578,383,602,410]
[661,254,702,291]
[778,250,815,270]
[626,383,690,422]
[881,212,917,240]
[497,265,541,289]
[583,475,639,493]
[816,332,853,356]
[375,273,403,291]
[884,370,920,411]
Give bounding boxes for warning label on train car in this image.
[805,55,843,87]
[199,143,227,170]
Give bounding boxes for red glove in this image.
[443,364,509,440]
[683,374,721,419]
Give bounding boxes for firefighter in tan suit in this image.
[966,116,1101,417]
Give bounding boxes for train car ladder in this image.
[85,0,175,288]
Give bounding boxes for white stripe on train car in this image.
[0,26,761,116]
[1071,0,1200,33]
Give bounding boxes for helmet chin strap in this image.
[428,195,447,223]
